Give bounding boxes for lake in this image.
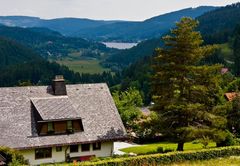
[103,42,138,49]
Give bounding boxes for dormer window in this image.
[67,120,73,133]
[47,122,54,134]
[37,119,83,136]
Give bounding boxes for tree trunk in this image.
[177,142,184,151]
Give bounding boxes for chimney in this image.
[52,75,67,95]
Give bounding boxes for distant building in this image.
[0,75,127,165]
[221,68,229,74]
[224,92,238,101]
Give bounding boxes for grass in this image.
[170,156,240,166]
[120,142,216,155]
[56,59,110,74]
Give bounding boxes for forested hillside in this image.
[0,25,111,59]
[0,37,120,87]
[197,3,240,44]
[106,3,240,67]
[0,37,42,67]
[104,38,163,68]
[111,3,240,105]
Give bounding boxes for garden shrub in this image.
[164,148,174,153]
[0,146,27,165]
[156,147,164,153]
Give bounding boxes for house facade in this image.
[0,76,127,165]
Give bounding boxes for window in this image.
[47,122,54,133]
[93,142,101,150]
[35,148,52,159]
[56,146,62,152]
[66,121,73,133]
[70,145,78,153]
[81,144,90,152]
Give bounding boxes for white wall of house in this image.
[20,142,113,166]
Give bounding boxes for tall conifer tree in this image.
[152,17,227,151]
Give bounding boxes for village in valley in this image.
[1,1,240,166]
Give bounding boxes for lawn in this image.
[120,142,216,155]
[56,59,111,74]
[170,156,240,166]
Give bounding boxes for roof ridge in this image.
[30,96,68,100]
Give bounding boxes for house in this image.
[0,76,127,165]
[224,92,238,101]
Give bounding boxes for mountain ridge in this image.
[0,6,217,41]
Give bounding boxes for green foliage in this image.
[121,142,216,155]
[106,38,163,67]
[0,25,110,59]
[156,147,174,154]
[56,59,111,74]
[228,96,240,137]
[156,147,164,153]
[152,17,227,151]
[0,146,27,165]
[120,56,153,104]
[74,146,240,166]
[198,136,210,148]
[197,3,240,44]
[233,25,240,75]
[172,156,240,166]
[0,37,42,67]
[0,29,123,87]
[0,59,120,87]
[113,88,143,130]
[226,78,240,92]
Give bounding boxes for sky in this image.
[0,0,239,21]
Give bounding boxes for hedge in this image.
[0,146,27,165]
[74,146,240,166]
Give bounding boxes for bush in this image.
[77,146,240,166]
[217,132,236,147]
[0,146,27,165]
[164,148,174,153]
[156,147,164,153]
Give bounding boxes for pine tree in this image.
[152,17,227,151]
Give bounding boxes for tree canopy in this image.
[152,17,227,151]
[113,88,143,131]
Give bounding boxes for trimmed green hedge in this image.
[76,146,240,166]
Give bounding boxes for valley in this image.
[1,1,240,166]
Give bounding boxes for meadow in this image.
[56,59,110,74]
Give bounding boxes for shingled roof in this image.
[0,83,127,150]
[31,96,80,121]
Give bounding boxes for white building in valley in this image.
[0,76,127,165]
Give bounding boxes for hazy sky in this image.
[0,0,239,21]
